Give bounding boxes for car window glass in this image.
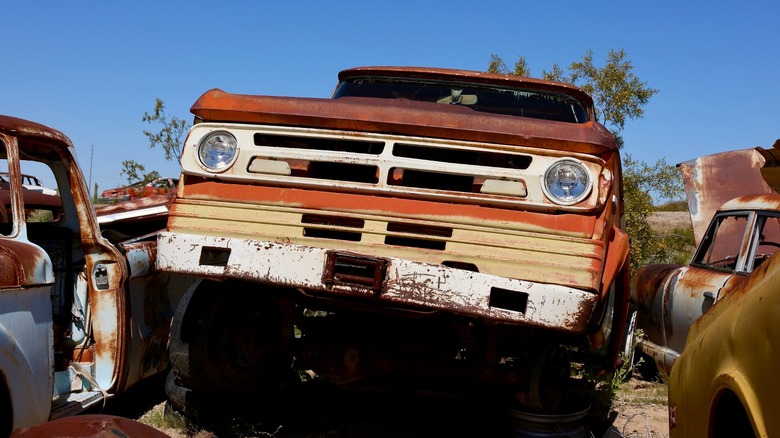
[19,159,61,223]
[694,214,748,271]
[333,78,590,123]
[749,214,780,271]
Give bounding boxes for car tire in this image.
[169,279,292,394]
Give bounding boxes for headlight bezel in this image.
[196,130,239,172]
[541,158,593,206]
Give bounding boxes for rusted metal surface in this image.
[99,177,178,202]
[0,238,53,288]
[10,414,170,437]
[160,66,629,404]
[190,89,617,155]
[0,115,72,148]
[177,179,601,237]
[95,192,174,225]
[165,196,606,292]
[0,286,55,433]
[668,242,780,437]
[0,115,190,433]
[631,197,777,376]
[180,124,611,214]
[159,231,598,333]
[635,142,780,380]
[679,147,771,246]
[632,262,739,378]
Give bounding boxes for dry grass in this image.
[648,211,691,233]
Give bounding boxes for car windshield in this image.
[333,77,589,124]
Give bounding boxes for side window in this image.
[693,214,749,271]
[748,214,780,271]
[0,140,13,235]
[19,159,61,223]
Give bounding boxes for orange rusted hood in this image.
[190,89,617,155]
[679,147,774,246]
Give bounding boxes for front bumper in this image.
[157,231,597,333]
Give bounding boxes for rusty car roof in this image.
[718,193,780,212]
[0,115,72,148]
[337,66,595,108]
[190,88,616,155]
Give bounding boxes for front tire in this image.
[168,280,292,393]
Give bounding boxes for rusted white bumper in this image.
[157,232,597,333]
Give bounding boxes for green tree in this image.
[120,98,190,184]
[490,50,657,148]
[488,51,684,271]
[622,155,691,272]
[488,54,530,77]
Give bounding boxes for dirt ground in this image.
[611,378,669,437]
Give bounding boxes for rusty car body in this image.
[98,177,178,203]
[157,67,631,415]
[631,144,780,378]
[0,115,193,437]
[628,140,780,436]
[666,195,780,437]
[0,172,57,196]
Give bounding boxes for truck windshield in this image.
[333,77,589,124]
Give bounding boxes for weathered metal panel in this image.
[123,241,157,278]
[679,148,771,246]
[95,193,173,225]
[158,231,598,332]
[179,180,599,238]
[179,124,610,214]
[10,414,170,438]
[166,198,606,292]
[190,89,617,155]
[668,246,780,437]
[0,115,72,149]
[123,272,194,388]
[0,286,54,431]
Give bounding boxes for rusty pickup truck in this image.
[158,67,631,414]
[0,115,193,436]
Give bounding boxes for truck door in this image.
[0,135,55,434]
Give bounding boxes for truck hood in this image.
[679,141,780,246]
[190,89,617,155]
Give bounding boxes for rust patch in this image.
[10,414,170,437]
[631,264,680,306]
[0,115,72,149]
[181,180,598,237]
[679,148,771,246]
[191,88,616,155]
[95,192,174,219]
[0,239,51,289]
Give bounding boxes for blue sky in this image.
[4,1,779,193]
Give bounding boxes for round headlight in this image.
[197,131,238,171]
[542,159,592,205]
